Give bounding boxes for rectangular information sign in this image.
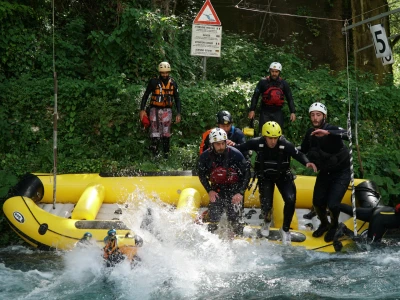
[190,24,222,57]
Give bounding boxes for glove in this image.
[395,203,400,214]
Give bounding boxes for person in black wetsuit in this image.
[139,62,182,158]
[248,62,296,132]
[300,102,351,243]
[198,128,251,235]
[235,121,317,245]
[200,110,249,159]
[340,181,400,242]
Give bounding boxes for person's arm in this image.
[197,153,212,193]
[282,80,295,114]
[238,156,251,194]
[234,137,259,152]
[172,80,181,123]
[248,80,262,118]
[281,137,317,172]
[139,80,154,120]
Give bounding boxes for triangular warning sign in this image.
[193,0,221,25]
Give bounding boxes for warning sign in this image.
[193,0,221,26]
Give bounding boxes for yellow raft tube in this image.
[2,172,369,253]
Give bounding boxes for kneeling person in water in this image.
[198,128,250,235]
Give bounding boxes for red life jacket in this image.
[262,76,285,107]
[209,149,239,184]
[210,166,239,184]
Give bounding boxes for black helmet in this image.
[83,232,92,239]
[216,110,233,125]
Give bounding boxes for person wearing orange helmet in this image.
[139,62,182,159]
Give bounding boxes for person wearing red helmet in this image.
[139,62,182,158]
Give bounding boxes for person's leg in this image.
[160,108,172,158]
[276,174,296,232]
[324,169,351,242]
[368,206,399,242]
[312,173,330,237]
[258,178,275,223]
[207,196,224,233]
[149,108,161,156]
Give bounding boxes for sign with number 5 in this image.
[370,24,392,58]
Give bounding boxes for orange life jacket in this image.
[103,238,118,259]
[150,79,175,108]
[199,129,213,155]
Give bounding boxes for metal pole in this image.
[203,56,207,81]
[52,0,58,209]
[342,7,400,33]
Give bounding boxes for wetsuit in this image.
[202,126,249,158]
[301,123,351,237]
[140,76,181,157]
[249,77,295,131]
[236,136,311,232]
[341,204,400,242]
[198,146,250,233]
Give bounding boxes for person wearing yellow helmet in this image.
[198,128,251,235]
[248,62,296,134]
[139,61,182,159]
[235,121,316,245]
[299,102,351,243]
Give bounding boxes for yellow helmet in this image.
[262,121,282,137]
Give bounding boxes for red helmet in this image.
[141,115,150,128]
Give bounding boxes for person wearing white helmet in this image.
[139,61,182,159]
[198,128,250,235]
[299,102,351,243]
[248,62,296,133]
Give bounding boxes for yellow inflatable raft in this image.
[2,172,371,253]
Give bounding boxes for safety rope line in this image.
[52,0,58,209]
[235,0,345,22]
[344,20,358,237]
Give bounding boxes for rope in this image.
[344,20,357,237]
[52,0,58,209]
[235,0,345,22]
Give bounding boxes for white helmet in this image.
[309,102,327,115]
[209,128,227,143]
[158,62,171,72]
[269,62,282,71]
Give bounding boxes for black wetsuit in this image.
[249,77,295,131]
[198,146,250,231]
[236,136,310,231]
[301,123,351,230]
[202,126,249,158]
[341,204,400,242]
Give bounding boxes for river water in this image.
[2,199,400,300]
